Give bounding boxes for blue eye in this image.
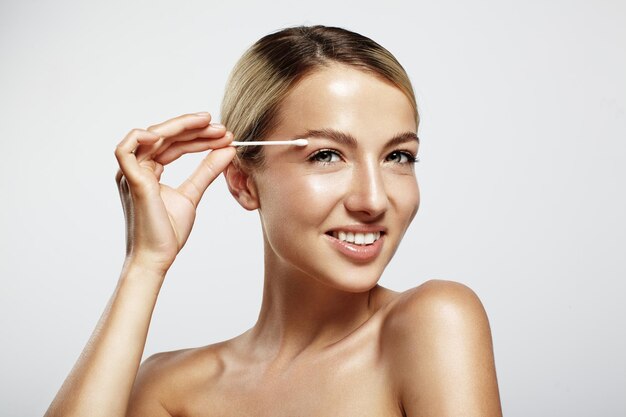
[308,149,342,165]
[387,151,419,164]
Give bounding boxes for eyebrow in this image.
[293,128,419,148]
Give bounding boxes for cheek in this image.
[258,172,348,266]
[259,172,346,230]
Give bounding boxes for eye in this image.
[308,149,342,165]
[386,150,419,164]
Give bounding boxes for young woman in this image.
[45,25,502,417]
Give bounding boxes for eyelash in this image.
[307,149,420,166]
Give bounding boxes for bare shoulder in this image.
[383,279,488,323]
[381,279,502,417]
[126,344,225,417]
[380,279,491,355]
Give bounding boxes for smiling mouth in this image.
[324,230,384,246]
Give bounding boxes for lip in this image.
[323,232,385,263]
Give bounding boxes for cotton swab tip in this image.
[290,138,309,146]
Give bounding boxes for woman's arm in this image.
[44,263,169,417]
[44,113,236,417]
[383,279,503,417]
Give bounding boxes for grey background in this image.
[1,0,625,416]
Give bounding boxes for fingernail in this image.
[210,123,225,128]
[194,112,210,116]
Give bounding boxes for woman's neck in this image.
[242,249,380,367]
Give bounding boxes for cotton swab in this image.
[230,138,309,147]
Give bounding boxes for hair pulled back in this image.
[220,25,419,170]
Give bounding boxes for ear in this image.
[224,159,260,211]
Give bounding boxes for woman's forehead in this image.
[277,66,416,136]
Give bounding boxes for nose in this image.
[343,159,389,218]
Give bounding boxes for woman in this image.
[45,25,502,417]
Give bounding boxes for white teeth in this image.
[331,230,382,245]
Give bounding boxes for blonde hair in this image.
[220,25,419,170]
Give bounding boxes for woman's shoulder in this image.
[380,279,499,413]
[128,343,227,414]
[381,278,491,345]
[384,279,486,318]
[140,341,228,384]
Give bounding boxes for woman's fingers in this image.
[177,146,237,208]
[115,111,235,205]
[165,121,227,144]
[114,129,161,186]
[133,112,213,162]
[146,112,213,138]
[135,119,227,164]
[154,132,233,166]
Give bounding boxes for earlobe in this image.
[224,161,260,211]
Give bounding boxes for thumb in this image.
[177,146,237,208]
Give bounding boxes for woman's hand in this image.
[114,112,236,274]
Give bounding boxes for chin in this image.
[311,267,384,294]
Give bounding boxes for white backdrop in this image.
[1,0,625,416]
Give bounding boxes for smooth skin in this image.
[45,64,502,417]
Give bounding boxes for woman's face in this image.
[247,63,419,292]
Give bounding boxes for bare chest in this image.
[178,328,402,416]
